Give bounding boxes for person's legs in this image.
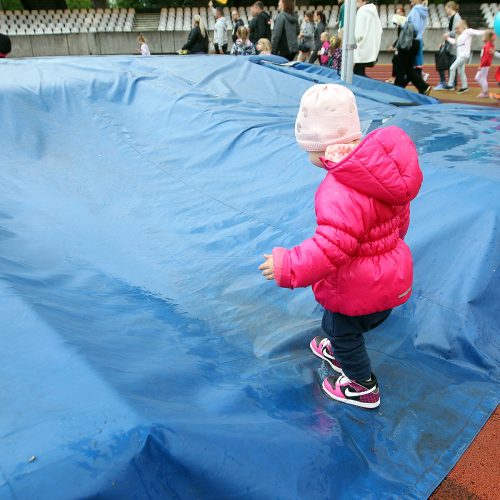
[408,68,431,94]
[447,57,460,88]
[394,52,411,88]
[309,49,319,64]
[475,66,490,96]
[353,63,366,76]
[329,309,392,381]
[457,58,467,89]
[222,43,228,54]
[438,69,447,85]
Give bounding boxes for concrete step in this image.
[133,13,160,32]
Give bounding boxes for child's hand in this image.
[259,254,274,281]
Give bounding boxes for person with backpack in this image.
[394,21,431,94]
[271,0,300,61]
[249,1,272,45]
[406,0,429,80]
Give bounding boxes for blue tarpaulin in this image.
[0,55,498,499]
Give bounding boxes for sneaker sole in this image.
[322,383,380,409]
[309,343,343,373]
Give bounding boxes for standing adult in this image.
[394,22,431,94]
[309,11,327,64]
[249,1,272,45]
[338,0,345,30]
[353,0,383,76]
[434,1,461,90]
[0,33,12,58]
[406,0,428,75]
[231,9,245,44]
[182,15,209,54]
[271,0,300,61]
[209,2,229,54]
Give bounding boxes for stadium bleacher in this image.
[0,7,135,35]
[1,3,496,36]
[481,2,499,27]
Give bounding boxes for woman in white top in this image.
[353,0,383,76]
[137,34,151,56]
[443,20,484,93]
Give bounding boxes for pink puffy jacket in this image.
[273,126,423,316]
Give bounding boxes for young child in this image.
[443,20,485,93]
[230,26,256,56]
[298,11,315,62]
[256,38,272,55]
[475,30,495,98]
[328,34,342,74]
[318,32,331,66]
[259,84,423,409]
[137,34,151,56]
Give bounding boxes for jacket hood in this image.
[361,3,380,18]
[412,4,429,19]
[260,11,271,20]
[322,126,423,205]
[282,11,298,24]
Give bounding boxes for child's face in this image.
[456,23,465,34]
[256,43,262,52]
[308,151,325,168]
[321,34,328,42]
[396,7,404,15]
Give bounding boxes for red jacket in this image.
[273,126,423,316]
[480,41,495,67]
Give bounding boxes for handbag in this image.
[435,44,453,71]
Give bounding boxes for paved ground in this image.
[431,407,499,500]
[366,64,499,107]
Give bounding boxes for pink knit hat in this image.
[295,84,362,152]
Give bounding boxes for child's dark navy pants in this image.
[322,309,392,381]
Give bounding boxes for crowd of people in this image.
[176,0,500,99]
[2,0,498,99]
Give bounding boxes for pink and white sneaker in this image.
[309,336,343,373]
[322,374,380,409]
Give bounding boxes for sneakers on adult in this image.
[477,92,488,98]
[433,83,445,90]
[442,84,455,91]
[458,87,469,94]
[322,373,380,409]
[309,336,342,373]
[424,86,431,96]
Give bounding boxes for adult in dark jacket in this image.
[271,0,299,61]
[309,11,327,64]
[231,9,245,43]
[249,1,272,45]
[182,15,209,54]
[0,33,11,57]
[394,28,430,94]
